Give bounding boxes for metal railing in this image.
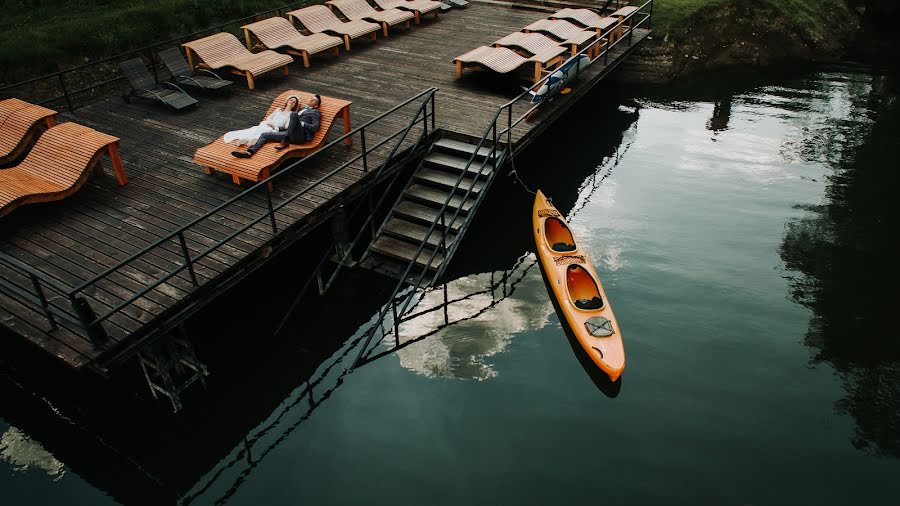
[0,88,438,353]
[351,0,653,366]
[0,1,322,111]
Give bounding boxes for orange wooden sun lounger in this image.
[493,32,568,59]
[182,32,294,90]
[549,8,617,37]
[0,122,126,219]
[242,17,343,68]
[193,90,352,190]
[287,5,380,50]
[523,19,597,56]
[326,0,413,37]
[0,98,57,165]
[453,45,565,84]
[372,0,441,24]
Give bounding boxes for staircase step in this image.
[394,200,463,230]
[404,183,474,213]
[424,152,494,178]
[433,138,497,161]
[415,168,486,195]
[370,235,444,271]
[383,217,457,249]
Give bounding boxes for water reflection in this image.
[780,69,900,458]
[0,424,65,481]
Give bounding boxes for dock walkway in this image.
[0,2,649,373]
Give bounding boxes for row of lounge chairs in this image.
[117,0,444,110]
[453,5,638,84]
[0,99,126,219]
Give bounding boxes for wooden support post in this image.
[370,32,377,42]
[243,29,253,51]
[282,65,289,76]
[185,48,195,70]
[246,70,255,90]
[414,11,420,24]
[455,60,462,79]
[261,167,274,192]
[44,116,56,128]
[342,106,352,145]
[302,51,310,68]
[332,46,340,56]
[405,19,411,29]
[344,35,352,50]
[107,143,127,185]
[382,23,389,37]
[533,62,542,84]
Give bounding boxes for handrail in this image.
[351,0,653,366]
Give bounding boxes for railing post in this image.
[177,232,199,287]
[360,128,368,172]
[430,91,436,130]
[265,187,278,234]
[57,73,74,113]
[507,105,512,146]
[605,33,611,65]
[147,50,159,83]
[628,14,634,44]
[443,282,448,325]
[368,193,376,238]
[392,299,400,346]
[649,0,653,30]
[69,294,107,344]
[29,274,57,331]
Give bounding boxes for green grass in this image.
[649,0,851,40]
[0,0,309,82]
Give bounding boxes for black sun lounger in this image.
[159,47,233,93]
[119,58,198,110]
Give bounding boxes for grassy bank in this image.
[652,0,852,41]
[0,0,304,82]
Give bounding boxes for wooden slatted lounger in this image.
[549,8,617,38]
[287,5,380,50]
[159,47,234,93]
[494,32,568,59]
[326,0,413,37]
[182,33,294,90]
[453,46,565,84]
[0,98,57,166]
[193,90,353,190]
[0,122,126,219]
[523,19,597,57]
[242,17,343,68]
[372,0,441,25]
[610,6,640,41]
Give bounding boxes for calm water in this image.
[2,66,899,505]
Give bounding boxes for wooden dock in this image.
[0,1,649,375]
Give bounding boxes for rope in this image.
[506,149,537,196]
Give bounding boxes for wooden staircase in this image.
[363,136,500,281]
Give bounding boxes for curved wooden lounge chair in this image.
[549,8,617,36]
[242,17,343,68]
[182,33,293,90]
[0,122,126,219]
[326,0,413,37]
[119,58,199,111]
[453,46,564,84]
[158,47,233,93]
[286,5,380,50]
[372,0,441,24]
[610,6,640,40]
[0,98,57,165]
[523,19,596,56]
[193,90,353,190]
[494,32,567,59]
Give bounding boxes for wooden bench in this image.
[0,98,57,165]
[372,0,441,25]
[326,0,413,37]
[610,6,640,41]
[0,122,126,219]
[182,33,294,90]
[522,19,597,57]
[193,90,352,190]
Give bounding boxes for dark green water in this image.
[2,66,899,505]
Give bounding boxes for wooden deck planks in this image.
[0,3,649,370]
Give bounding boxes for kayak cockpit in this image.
[545,217,576,252]
[566,264,603,310]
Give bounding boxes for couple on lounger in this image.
[229,94,321,158]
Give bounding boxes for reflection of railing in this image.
[181,254,536,505]
[0,88,437,356]
[351,0,653,367]
[0,1,320,111]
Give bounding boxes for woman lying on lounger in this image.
[231,94,322,158]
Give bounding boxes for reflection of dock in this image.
[0,1,650,395]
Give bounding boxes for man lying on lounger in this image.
[232,94,322,158]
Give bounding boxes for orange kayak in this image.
[533,190,625,381]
